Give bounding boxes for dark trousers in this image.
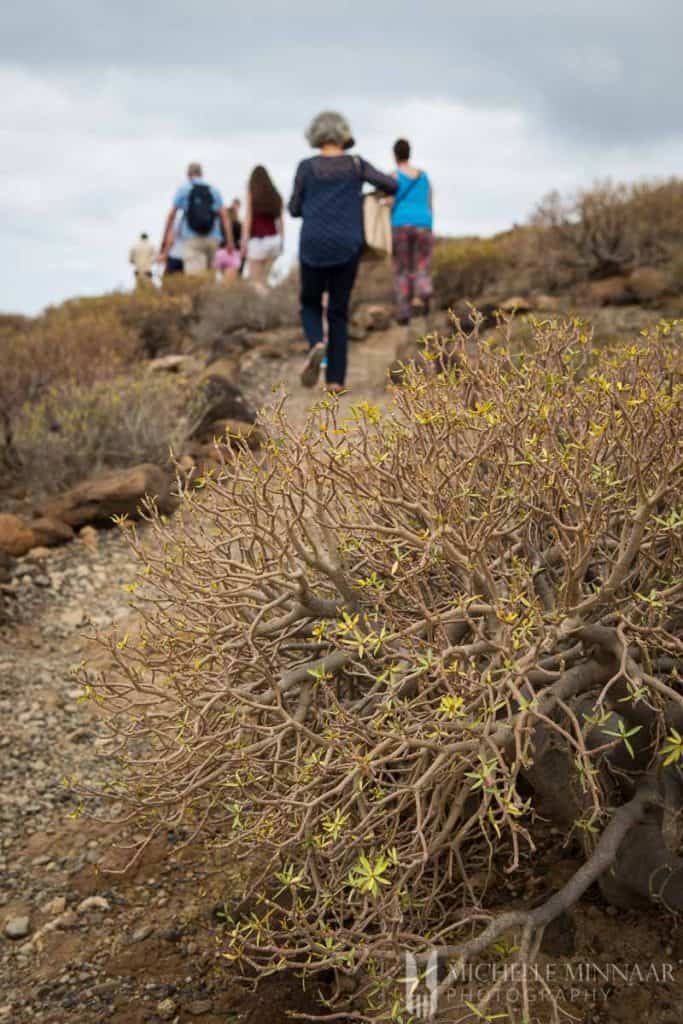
[164,257,184,275]
[300,256,360,386]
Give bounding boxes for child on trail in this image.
[215,199,243,282]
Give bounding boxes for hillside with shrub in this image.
[1,176,683,1024]
[434,177,683,312]
[3,175,683,513]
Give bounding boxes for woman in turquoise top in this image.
[390,139,434,324]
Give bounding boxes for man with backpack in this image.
[159,162,234,275]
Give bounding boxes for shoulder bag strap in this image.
[393,171,423,213]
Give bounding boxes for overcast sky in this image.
[2,2,682,315]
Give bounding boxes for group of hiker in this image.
[129,110,434,393]
[130,175,278,293]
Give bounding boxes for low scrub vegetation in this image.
[0,275,300,497]
[192,275,299,347]
[433,237,506,306]
[88,317,683,1021]
[534,178,683,282]
[12,374,189,494]
[1,304,139,480]
[434,177,683,307]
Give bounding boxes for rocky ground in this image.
[238,317,412,428]
[0,528,338,1024]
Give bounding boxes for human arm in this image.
[241,192,251,257]
[360,159,398,195]
[382,171,398,208]
[287,161,306,218]
[159,208,177,260]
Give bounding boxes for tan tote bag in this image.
[353,155,393,260]
[362,193,393,260]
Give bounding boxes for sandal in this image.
[300,343,326,388]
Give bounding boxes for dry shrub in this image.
[0,313,30,332]
[192,276,299,350]
[0,306,140,471]
[12,373,189,494]
[627,266,672,303]
[57,288,202,357]
[0,286,203,478]
[433,237,506,306]
[351,258,394,308]
[160,269,214,303]
[88,318,683,1020]
[533,178,683,286]
[430,178,683,303]
[6,302,139,398]
[115,290,195,357]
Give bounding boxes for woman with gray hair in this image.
[288,111,397,393]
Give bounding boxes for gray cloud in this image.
[2,3,683,314]
[4,3,683,144]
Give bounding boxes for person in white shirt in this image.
[129,233,157,286]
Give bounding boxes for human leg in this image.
[248,259,267,293]
[392,226,413,323]
[299,262,328,387]
[184,237,216,275]
[247,236,280,293]
[414,228,434,307]
[261,255,277,287]
[325,256,360,387]
[300,262,327,347]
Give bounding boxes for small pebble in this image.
[42,896,67,916]
[157,996,176,1020]
[131,924,153,943]
[4,916,30,940]
[77,896,110,914]
[187,999,213,1015]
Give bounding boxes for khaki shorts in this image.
[184,237,218,275]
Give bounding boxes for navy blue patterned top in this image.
[288,155,397,267]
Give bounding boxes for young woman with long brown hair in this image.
[242,166,284,293]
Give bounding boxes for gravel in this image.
[0,519,328,1022]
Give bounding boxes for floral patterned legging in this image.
[392,226,433,322]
